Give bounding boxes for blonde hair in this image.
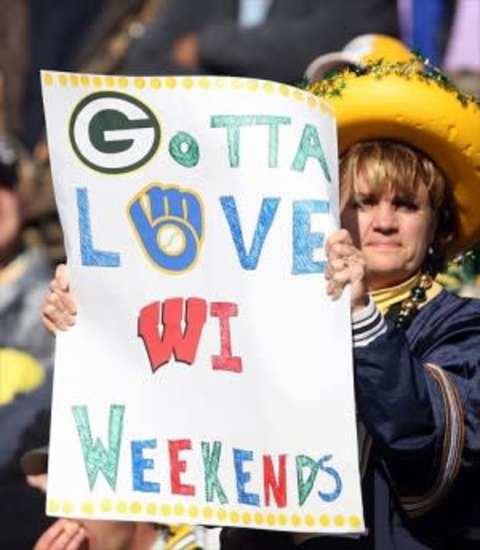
[339,141,457,273]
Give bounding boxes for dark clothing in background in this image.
[0,375,53,550]
[22,0,103,149]
[124,0,399,83]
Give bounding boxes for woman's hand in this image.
[34,519,88,550]
[325,229,369,313]
[42,264,77,333]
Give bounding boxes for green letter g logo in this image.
[69,92,161,174]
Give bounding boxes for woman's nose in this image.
[372,203,398,232]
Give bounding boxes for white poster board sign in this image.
[42,71,364,534]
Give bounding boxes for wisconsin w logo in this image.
[69,92,161,174]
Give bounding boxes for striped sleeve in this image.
[399,363,465,518]
[352,298,387,348]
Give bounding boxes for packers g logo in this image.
[69,92,161,174]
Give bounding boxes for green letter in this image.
[211,115,255,167]
[255,115,291,168]
[296,455,321,506]
[201,441,228,504]
[211,115,290,168]
[169,131,200,167]
[72,404,124,491]
[291,124,331,182]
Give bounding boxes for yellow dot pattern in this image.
[291,513,302,527]
[254,511,264,526]
[116,501,127,514]
[146,502,157,516]
[46,498,363,530]
[188,505,199,518]
[134,77,145,89]
[101,499,112,512]
[160,503,171,516]
[81,501,94,515]
[40,73,333,114]
[62,501,73,514]
[242,511,252,525]
[130,501,142,514]
[150,77,162,89]
[174,502,185,516]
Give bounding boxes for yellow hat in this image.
[307,57,480,255]
[305,34,413,83]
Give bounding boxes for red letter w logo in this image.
[138,298,207,372]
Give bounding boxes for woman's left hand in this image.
[325,229,369,313]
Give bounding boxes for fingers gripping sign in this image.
[325,229,369,312]
[128,184,204,273]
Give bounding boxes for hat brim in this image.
[305,52,358,83]
[317,72,480,255]
[21,446,49,476]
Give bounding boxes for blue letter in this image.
[77,188,121,267]
[293,200,329,274]
[221,196,279,270]
[131,440,160,493]
[318,454,342,502]
[233,448,260,506]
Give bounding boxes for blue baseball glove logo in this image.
[128,184,203,273]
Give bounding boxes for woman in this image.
[42,54,480,549]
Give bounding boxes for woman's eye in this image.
[394,199,418,211]
[352,197,375,209]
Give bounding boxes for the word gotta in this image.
[73,405,343,507]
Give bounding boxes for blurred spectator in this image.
[444,0,480,97]
[123,0,400,83]
[397,0,455,66]
[0,134,54,548]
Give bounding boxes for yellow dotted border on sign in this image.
[46,498,362,529]
[41,73,333,115]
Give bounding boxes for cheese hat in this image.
[306,47,480,255]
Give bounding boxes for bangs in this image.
[339,141,446,210]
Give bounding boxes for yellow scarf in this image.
[370,273,443,315]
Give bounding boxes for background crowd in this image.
[0,1,479,548]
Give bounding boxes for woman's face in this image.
[341,173,436,290]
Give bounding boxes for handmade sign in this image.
[41,71,364,533]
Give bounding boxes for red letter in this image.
[168,439,195,496]
[210,302,242,373]
[138,298,207,371]
[263,454,287,507]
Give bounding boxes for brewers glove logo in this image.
[69,92,161,174]
[128,184,203,273]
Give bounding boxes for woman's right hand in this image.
[42,264,77,333]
